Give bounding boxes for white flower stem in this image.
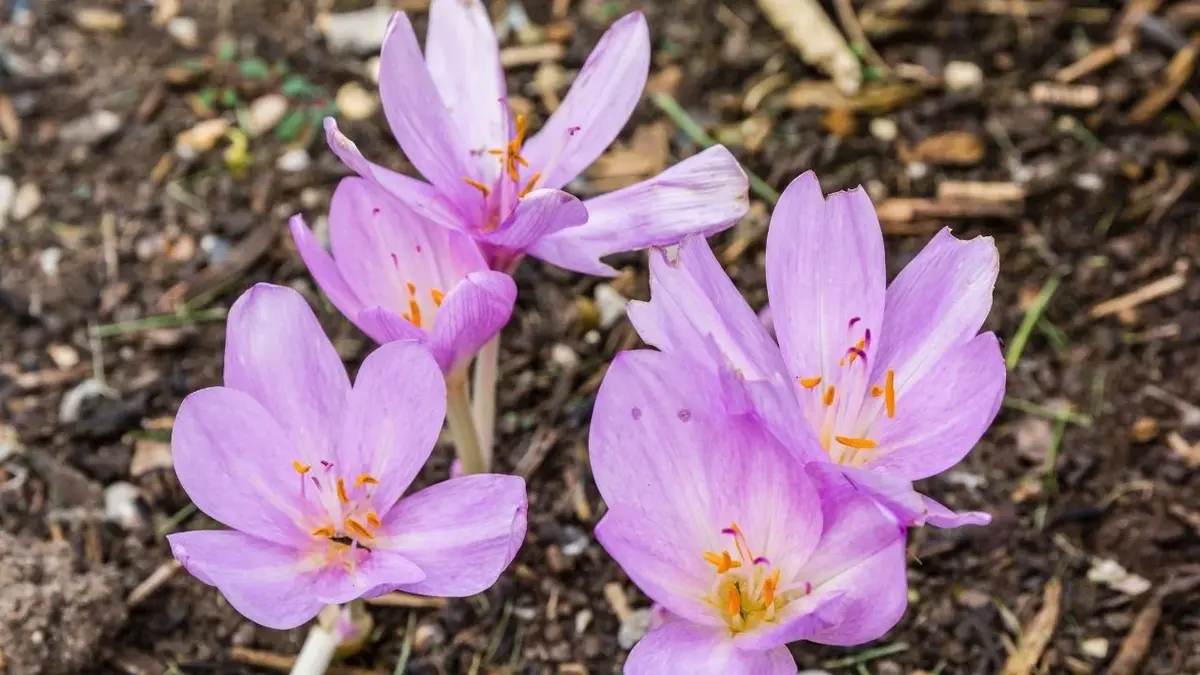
[471,336,500,469]
[289,610,340,675]
[447,373,486,475]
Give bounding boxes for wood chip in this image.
[1055,39,1131,83]
[74,7,126,32]
[909,131,986,165]
[499,43,565,68]
[1031,82,1102,108]
[787,81,924,112]
[513,427,560,479]
[756,0,861,93]
[1002,578,1063,675]
[937,180,1026,202]
[876,197,1022,222]
[0,95,20,143]
[1128,37,1199,123]
[130,439,173,477]
[602,582,632,622]
[1088,271,1187,319]
[126,559,182,607]
[364,592,448,608]
[1105,596,1162,675]
[1165,431,1200,467]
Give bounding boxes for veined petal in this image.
[921,495,992,528]
[424,0,507,180]
[805,538,907,646]
[356,306,429,345]
[731,591,846,650]
[223,284,350,465]
[521,12,650,189]
[378,12,483,206]
[428,270,516,374]
[872,228,999,391]
[625,620,798,675]
[323,118,466,231]
[172,387,311,546]
[807,462,926,528]
[766,172,886,383]
[480,188,587,252]
[309,549,426,606]
[337,341,446,512]
[167,530,324,629]
[289,215,365,323]
[527,146,749,275]
[626,236,787,382]
[870,333,1005,481]
[375,474,527,597]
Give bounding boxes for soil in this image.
[2,0,1199,674]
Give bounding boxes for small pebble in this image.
[316,8,393,55]
[1080,637,1109,659]
[74,7,125,32]
[944,60,984,91]
[413,621,445,652]
[39,248,62,278]
[246,94,288,138]
[906,161,929,180]
[151,0,181,26]
[276,148,311,173]
[175,118,229,159]
[550,343,580,369]
[47,344,80,369]
[869,117,898,142]
[364,57,381,85]
[166,17,198,48]
[1087,558,1151,596]
[336,82,379,121]
[560,525,590,557]
[574,608,593,635]
[1131,416,1159,443]
[60,110,121,145]
[104,482,145,530]
[1074,173,1105,192]
[11,182,42,222]
[616,608,651,650]
[593,284,627,329]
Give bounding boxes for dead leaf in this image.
[1002,578,1062,675]
[130,439,173,477]
[1015,417,1054,462]
[585,122,670,192]
[1088,558,1152,596]
[909,131,986,166]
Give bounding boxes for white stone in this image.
[593,284,627,329]
[945,61,984,91]
[617,608,651,650]
[1080,637,1109,659]
[316,8,392,55]
[166,16,198,47]
[104,481,146,530]
[60,110,121,145]
[246,94,288,138]
[276,148,311,173]
[11,182,42,222]
[869,117,898,142]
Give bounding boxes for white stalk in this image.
[289,610,340,675]
[447,372,486,475]
[471,337,500,469]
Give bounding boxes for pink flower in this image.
[591,351,907,674]
[166,284,527,629]
[324,0,748,274]
[628,171,1005,528]
[291,177,516,375]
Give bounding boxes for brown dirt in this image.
[1,0,1198,673]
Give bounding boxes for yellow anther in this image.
[885,369,896,419]
[798,376,822,389]
[292,460,311,474]
[762,569,781,607]
[431,289,445,307]
[518,172,542,199]
[870,385,884,397]
[704,550,742,574]
[405,282,417,296]
[835,436,878,450]
[310,525,336,538]
[725,585,742,617]
[344,517,373,540]
[823,386,836,406]
[366,510,382,528]
[407,299,422,328]
[336,477,350,504]
[462,177,491,197]
[355,473,379,489]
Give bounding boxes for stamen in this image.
[430,289,445,307]
[320,460,334,471]
[870,385,884,397]
[798,376,822,389]
[345,517,373,540]
[762,569,781,606]
[846,347,867,364]
[864,329,872,350]
[462,177,491,197]
[724,585,741,617]
[752,556,771,566]
[848,316,861,329]
[405,282,416,296]
[336,477,350,504]
[292,460,311,474]
[835,436,878,449]
[517,172,542,199]
[823,386,836,406]
[366,510,382,528]
[355,473,379,489]
[408,299,422,328]
[311,525,336,538]
[704,550,742,574]
[885,369,896,418]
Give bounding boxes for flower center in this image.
[394,277,445,329]
[795,316,897,466]
[291,460,384,570]
[703,523,802,634]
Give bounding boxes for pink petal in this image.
[377,13,484,207]
[290,214,365,321]
[337,341,446,512]
[223,284,350,465]
[872,228,999,390]
[520,12,650,189]
[624,619,797,675]
[731,591,847,650]
[808,462,926,527]
[480,188,588,253]
[323,118,466,231]
[527,146,749,275]
[921,495,992,528]
[356,306,429,345]
[172,387,311,546]
[766,172,886,383]
[870,333,1005,481]
[167,530,324,629]
[804,538,907,646]
[424,0,508,180]
[309,549,427,606]
[375,474,528,597]
[627,236,787,382]
[427,270,517,374]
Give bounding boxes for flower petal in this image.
[625,619,797,675]
[805,538,907,646]
[337,341,446,511]
[290,214,365,322]
[168,530,324,629]
[479,188,588,253]
[375,474,528,597]
[731,591,847,650]
[356,307,429,345]
[873,228,999,391]
[527,146,748,275]
[627,236,788,382]
[520,12,650,189]
[424,0,507,180]
[323,118,465,231]
[309,549,426,606]
[172,387,311,546]
[870,333,1005,481]
[377,12,483,207]
[766,172,886,383]
[428,270,516,373]
[921,495,992,528]
[223,284,350,465]
[807,462,926,528]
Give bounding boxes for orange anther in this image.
[462,177,491,197]
[725,585,741,617]
[405,282,417,296]
[344,517,373,540]
[798,376,822,389]
[366,510,382,528]
[823,386,836,406]
[355,473,379,489]
[431,289,445,307]
[870,385,884,398]
[311,525,336,538]
[835,436,878,450]
[408,299,422,328]
[762,569,781,606]
[518,172,542,199]
[336,477,350,504]
[885,369,896,419]
[292,460,311,474]
[704,550,742,574]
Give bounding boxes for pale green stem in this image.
[448,373,486,475]
[471,336,500,470]
[290,607,340,675]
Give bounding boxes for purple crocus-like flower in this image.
[628,171,1006,528]
[290,177,516,375]
[324,0,749,274]
[591,351,907,674]
[166,284,527,629]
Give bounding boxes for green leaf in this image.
[215,37,237,62]
[275,109,308,142]
[281,76,323,100]
[237,58,271,80]
[196,87,219,107]
[220,87,241,108]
